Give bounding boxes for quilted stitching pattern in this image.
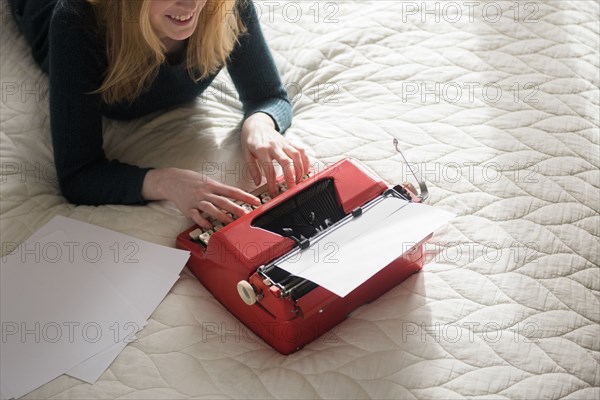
[1,1,598,398]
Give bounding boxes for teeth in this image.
[169,14,193,21]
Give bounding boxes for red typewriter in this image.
[176,140,430,354]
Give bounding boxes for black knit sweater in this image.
[11,0,292,205]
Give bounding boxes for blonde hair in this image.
[86,0,245,104]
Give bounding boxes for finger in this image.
[214,182,261,206]
[190,208,212,230]
[296,145,311,177]
[198,200,234,225]
[284,146,303,185]
[262,158,278,197]
[275,150,297,190]
[207,195,249,219]
[243,150,262,186]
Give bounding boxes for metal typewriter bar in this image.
[393,138,429,201]
[258,187,411,300]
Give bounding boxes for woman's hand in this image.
[241,112,310,196]
[142,168,260,229]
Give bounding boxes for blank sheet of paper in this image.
[27,216,189,383]
[275,198,455,297]
[0,231,146,399]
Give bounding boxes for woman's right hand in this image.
[142,168,261,230]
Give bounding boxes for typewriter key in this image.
[189,228,203,241]
[199,230,213,245]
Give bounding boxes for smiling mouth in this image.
[167,13,194,22]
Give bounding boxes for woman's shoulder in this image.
[50,0,99,36]
[53,0,93,19]
[50,0,104,55]
[48,0,106,79]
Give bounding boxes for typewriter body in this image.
[176,155,429,354]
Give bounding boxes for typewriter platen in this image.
[176,149,429,354]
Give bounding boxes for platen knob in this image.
[237,280,257,305]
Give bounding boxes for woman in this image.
[8,0,309,229]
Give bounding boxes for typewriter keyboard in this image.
[189,173,311,246]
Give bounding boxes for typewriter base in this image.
[179,234,429,355]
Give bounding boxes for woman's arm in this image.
[227,1,310,195]
[227,1,292,132]
[49,3,151,205]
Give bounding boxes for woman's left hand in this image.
[241,112,310,196]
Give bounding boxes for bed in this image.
[1,0,598,398]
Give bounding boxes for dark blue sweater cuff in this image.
[245,98,292,133]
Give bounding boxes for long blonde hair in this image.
[86,0,244,104]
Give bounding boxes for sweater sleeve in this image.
[48,4,151,205]
[226,1,292,133]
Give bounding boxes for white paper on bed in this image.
[1,381,13,400]
[0,231,147,399]
[27,216,190,383]
[276,198,454,297]
[66,339,136,384]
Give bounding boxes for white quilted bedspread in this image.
[1,1,599,398]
